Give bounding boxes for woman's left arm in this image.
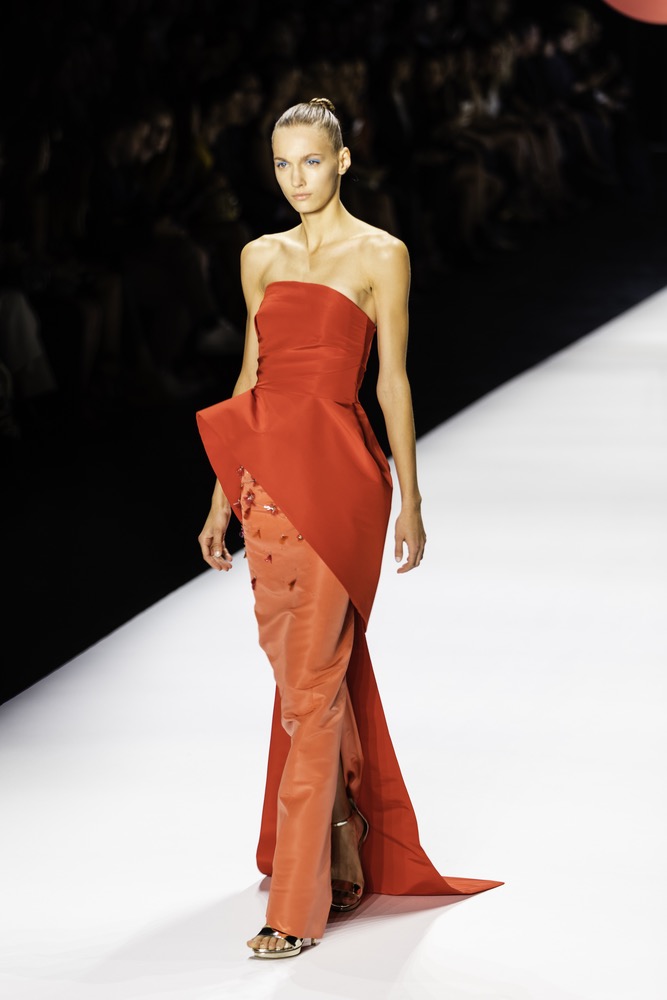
[371,236,426,573]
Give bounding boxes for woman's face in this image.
[272,125,349,214]
[149,113,174,156]
[522,25,541,55]
[559,29,579,54]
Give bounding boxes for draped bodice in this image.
[196,279,392,627]
[254,281,376,404]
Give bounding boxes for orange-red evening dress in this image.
[196,280,502,939]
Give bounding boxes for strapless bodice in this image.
[254,281,376,405]
[196,278,391,627]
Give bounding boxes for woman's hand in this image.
[394,504,426,574]
[198,499,234,571]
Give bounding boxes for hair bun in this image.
[308,97,336,115]
[274,99,344,152]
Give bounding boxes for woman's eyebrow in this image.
[273,152,324,160]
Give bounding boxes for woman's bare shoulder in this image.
[241,229,301,280]
[343,217,408,262]
[365,230,408,261]
[354,229,410,289]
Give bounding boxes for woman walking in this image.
[197,98,501,958]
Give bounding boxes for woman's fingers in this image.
[394,510,426,573]
[198,530,233,571]
[395,533,426,574]
[198,498,234,571]
[212,540,233,571]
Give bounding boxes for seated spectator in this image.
[370,45,439,273]
[555,4,650,203]
[86,101,242,397]
[0,288,57,441]
[411,49,508,262]
[538,16,619,196]
[169,79,256,331]
[248,63,305,231]
[509,17,573,211]
[335,56,401,237]
[0,115,114,406]
[44,127,124,400]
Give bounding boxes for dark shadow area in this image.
[2,0,667,704]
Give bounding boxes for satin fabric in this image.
[240,471,362,938]
[196,281,503,937]
[198,282,392,627]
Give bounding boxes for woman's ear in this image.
[339,146,351,175]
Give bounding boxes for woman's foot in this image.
[330,804,368,912]
[247,926,313,959]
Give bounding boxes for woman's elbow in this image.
[376,372,411,410]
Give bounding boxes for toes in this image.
[247,934,269,949]
[247,933,287,952]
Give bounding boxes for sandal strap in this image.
[256,926,302,948]
[332,803,370,845]
[331,813,354,828]
[331,879,362,894]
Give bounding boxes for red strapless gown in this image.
[196,281,502,934]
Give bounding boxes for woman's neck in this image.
[297,197,352,254]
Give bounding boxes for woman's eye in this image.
[275,161,287,169]
[306,159,321,166]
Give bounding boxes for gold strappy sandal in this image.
[330,799,369,913]
[248,925,318,959]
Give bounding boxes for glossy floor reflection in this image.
[1,288,666,999]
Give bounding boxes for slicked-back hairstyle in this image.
[272,97,343,154]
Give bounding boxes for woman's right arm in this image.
[197,240,266,572]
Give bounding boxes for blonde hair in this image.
[272,97,343,154]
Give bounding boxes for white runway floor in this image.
[2,288,667,999]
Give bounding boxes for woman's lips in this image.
[292,193,310,200]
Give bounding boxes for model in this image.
[197,97,501,959]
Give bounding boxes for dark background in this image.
[2,0,667,705]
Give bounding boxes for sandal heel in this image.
[330,799,369,913]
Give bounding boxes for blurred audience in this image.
[0,0,653,443]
